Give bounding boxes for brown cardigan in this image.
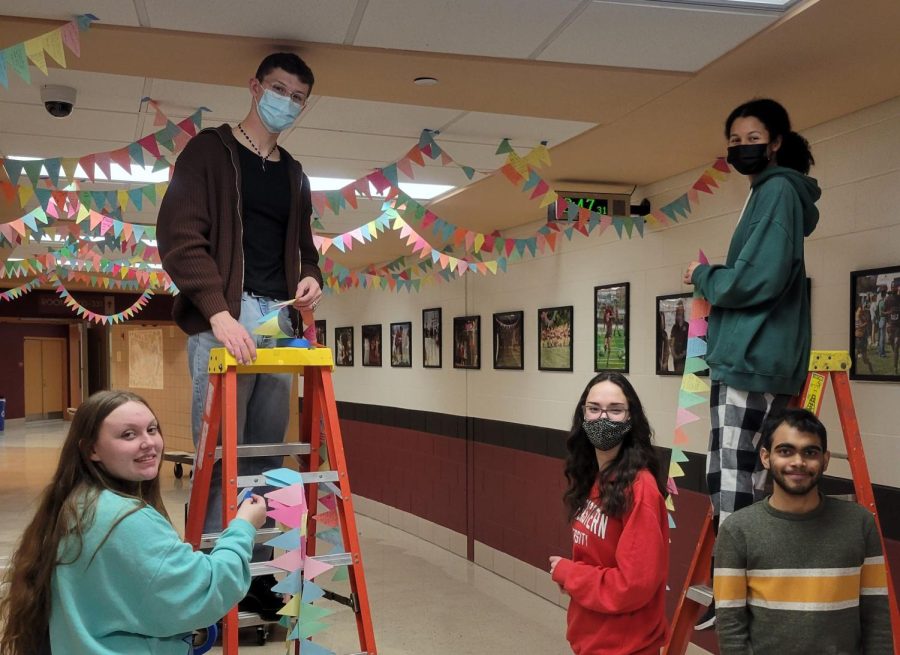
[157,124,322,336]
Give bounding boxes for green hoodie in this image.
[692,166,821,395]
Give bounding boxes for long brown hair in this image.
[563,373,662,520]
[0,390,171,655]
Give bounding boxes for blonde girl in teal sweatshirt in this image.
[0,390,267,655]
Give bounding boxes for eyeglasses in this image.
[583,405,628,420]
[264,80,308,107]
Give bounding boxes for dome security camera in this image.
[40,85,77,118]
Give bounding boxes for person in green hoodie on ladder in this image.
[684,98,821,631]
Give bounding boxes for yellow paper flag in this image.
[669,460,685,478]
[41,29,67,67]
[681,373,710,394]
[25,37,48,75]
[665,494,675,511]
[277,595,301,617]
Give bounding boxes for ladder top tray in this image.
[208,346,334,373]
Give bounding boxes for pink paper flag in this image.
[265,484,307,510]
[269,549,304,572]
[302,556,334,581]
[698,249,709,265]
[675,406,699,429]
[267,504,304,529]
[319,494,337,511]
[688,318,708,337]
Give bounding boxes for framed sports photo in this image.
[390,321,412,367]
[334,327,353,366]
[594,283,629,372]
[493,310,524,370]
[422,307,442,368]
[453,315,481,369]
[538,305,573,372]
[850,265,900,382]
[656,293,692,376]
[361,324,382,367]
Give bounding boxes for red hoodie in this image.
[552,469,669,654]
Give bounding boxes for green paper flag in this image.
[495,138,513,155]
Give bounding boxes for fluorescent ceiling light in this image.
[308,176,454,201]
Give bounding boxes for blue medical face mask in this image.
[256,89,302,133]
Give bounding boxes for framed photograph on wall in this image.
[594,283,629,372]
[422,308,442,368]
[334,326,353,366]
[656,293,692,376]
[453,315,481,369]
[850,265,900,382]
[493,310,524,370]
[390,321,412,367]
[361,324,382,367]
[538,305,573,372]
[314,319,326,346]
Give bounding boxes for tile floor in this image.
[0,420,711,654]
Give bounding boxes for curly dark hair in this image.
[563,372,662,521]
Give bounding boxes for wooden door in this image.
[23,337,67,420]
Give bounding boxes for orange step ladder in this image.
[184,346,377,654]
[664,350,900,654]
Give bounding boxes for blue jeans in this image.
[188,293,293,556]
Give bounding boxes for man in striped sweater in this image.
[714,408,893,653]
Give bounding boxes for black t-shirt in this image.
[237,142,291,299]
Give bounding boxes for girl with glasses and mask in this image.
[0,391,267,655]
[549,372,669,655]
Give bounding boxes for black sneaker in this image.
[238,575,286,622]
[695,604,716,631]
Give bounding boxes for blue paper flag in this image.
[686,337,707,358]
[272,569,302,595]
[301,580,326,604]
[265,528,302,551]
[264,467,302,488]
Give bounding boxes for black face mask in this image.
[727,143,770,175]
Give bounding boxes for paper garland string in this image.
[666,250,712,528]
[0,14,97,90]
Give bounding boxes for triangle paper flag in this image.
[264,467,302,487]
[665,495,675,511]
[265,528,302,551]
[669,460,685,478]
[272,569,303,595]
[670,447,690,463]
[688,318,708,338]
[266,484,308,509]
[270,549,304,572]
[299,640,335,655]
[668,513,676,529]
[277,595,301,617]
[298,604,334,622]
[683,357,709,375]
[267,504,305,529]
[301,580,326,604]
[686,337,707,358]
[681,373,710,394]
[678,389,707,408]
[302,557,334,581]
[330,565,349,582]
[288,620,328,640]
[675,407,699,429]
[318,493,337,512]
[316,528,344,548]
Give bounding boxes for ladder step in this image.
[249,552,353,577]
[235,470,339,489]
[200,527,283,550]
[686,584,714,607]
[214,443,311,459]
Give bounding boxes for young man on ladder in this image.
[714,408,893,653]
[158,52,323,619]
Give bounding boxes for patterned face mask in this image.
[582,418,632,451]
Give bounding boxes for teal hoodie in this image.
[692,166,821,395]
[50,490,255,655]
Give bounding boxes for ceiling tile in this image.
[354,0,585,58]
[1,69,148,114]
[0,2,140,25]
[0,105,138,150]
[538,1,775,71]
[143,0,359,42]
[299,97,462,138]
[440,112,595,150]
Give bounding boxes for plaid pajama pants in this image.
[706,381,791,527]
